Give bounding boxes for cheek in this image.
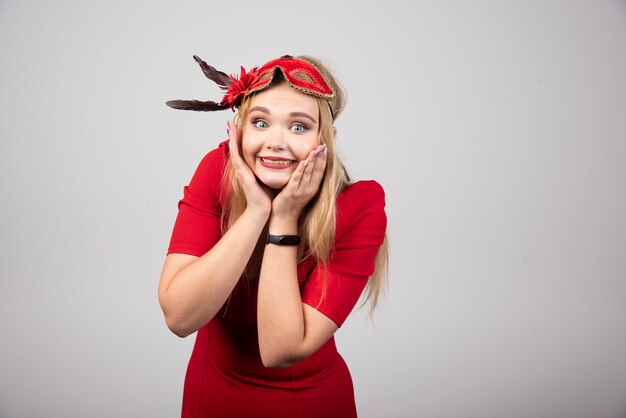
[293,146,310,161]
[294,135,320,160]
[241,134,257,165]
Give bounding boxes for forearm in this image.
[257,215,307,367]
[161,208,268,337]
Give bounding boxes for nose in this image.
[264,127,287,150]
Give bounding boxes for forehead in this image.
[249,82,319,114]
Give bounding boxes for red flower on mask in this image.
[221,66,260,110]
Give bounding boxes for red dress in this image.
[167,141,387,418]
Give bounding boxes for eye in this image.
[290,123,308,133]
[252,119,268,129]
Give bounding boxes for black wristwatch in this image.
[265,234,301,246]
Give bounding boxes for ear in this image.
[332,126,337,137]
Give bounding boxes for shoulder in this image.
[187,140,230,205]
[195,140,229,175]
[337,180,385,209]
[335,180,387,246]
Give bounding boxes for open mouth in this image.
[259,157,296,168]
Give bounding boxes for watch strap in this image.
[265,234,301,246]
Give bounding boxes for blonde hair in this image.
[222,55,388,314]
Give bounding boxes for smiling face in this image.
[241,82,320,190]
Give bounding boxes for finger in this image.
[227,121,239,158]
[313,144,328,175]
[295,149,319,191]
[228,121,259,187]
[304,145,327,187]
[284,158,309,193]
[228,121,246,169]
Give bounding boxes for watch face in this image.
[267,234,301,246]
[279,235,300,245]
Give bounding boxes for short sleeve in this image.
[301,181,387,327]
[167,141,229,257]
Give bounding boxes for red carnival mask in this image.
[166,55,335,113]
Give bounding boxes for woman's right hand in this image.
[228,120,272,216]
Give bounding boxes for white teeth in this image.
[261,158,293,165]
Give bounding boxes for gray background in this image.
[1,1,625,417]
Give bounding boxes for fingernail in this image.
[303,159,309,167]
[314,144,327,157]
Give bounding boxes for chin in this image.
[258,175,289,190]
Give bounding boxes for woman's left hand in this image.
[271,144,327,220]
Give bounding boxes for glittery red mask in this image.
[166,55,335,113]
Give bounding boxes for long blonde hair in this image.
[222,55,388,314]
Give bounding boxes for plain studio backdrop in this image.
[1,1,625,417]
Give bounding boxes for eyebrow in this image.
[249,106,270,114]
[290,112,318,124]
[249,106,318,124]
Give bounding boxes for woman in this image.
[159,54,388,417]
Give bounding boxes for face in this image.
[241,82,320,190]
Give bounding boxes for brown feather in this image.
[166,100,229,112]
[193,55,231,90]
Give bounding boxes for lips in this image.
[258,156,296,169]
